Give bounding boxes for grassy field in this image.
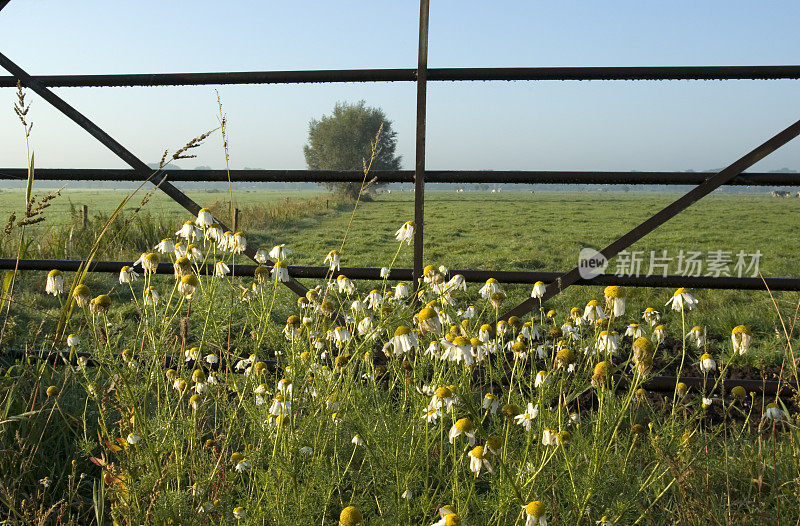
[1,186,799,524]
[3,188,800,361]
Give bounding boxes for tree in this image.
[303,101,401,199]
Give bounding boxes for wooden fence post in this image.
[233,208,240,231]
[82,205,88,227]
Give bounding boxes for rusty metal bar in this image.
[5,259,800,291]
[0,52,310,299]
[2,65,800,88]
[413,0,429,291]
[501,117,800,320]
[1,168,798,186]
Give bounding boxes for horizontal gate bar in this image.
[3,259,799,291]
[1,65,799,88]
[1,168,798,186]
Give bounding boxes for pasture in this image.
[1,186,799,525]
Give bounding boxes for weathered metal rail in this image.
[1,65,800,88]
[4,259,800,291]
[1,168,798,186]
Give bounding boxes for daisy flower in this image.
[269,244,291,261]
[603,286,626,317]
[583,300,606,322]
[395,221,415,245]
[325,249,341,271]
[666,287,698,311]
[514,403,539,431]
[523,501,547,526]
[195,208,214,228]
[45,269,64,295]
[731,325,752,355]
[468,446,493,475]
[530,281,547,299]
[479,278,502,299]
[448,417,476,446]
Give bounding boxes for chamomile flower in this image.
[269,244,291,261]
[67,333,80,347]
[135,252,159,275]
[71,285,89,308]
[395,221,415,245]
[154,238,174,254]
[763,402,785,421]
[339,506,363,526]
[126,433,141,445]
[583,300,606,322]
[173,256,192,278]
[176,220,199,241]
[534,370,548,388]
[731,325,752,355]
[541,428,558,446]
[366,290,383,309]
[524,501,547,526]
[195,208,214,228]
[604,286,626,317]
[329,326,351,347]
[232,232,247,253]
[468,445,493,475]
[625,323,644,339]
[351,434,365,447]
[479,278,502,299]
[118,266,138,284]
[173,242,187,259]
[45,269,64,295]
[687,326,705,349]
[394,281,410,300]
[422,407,441,423]
[336,275,356,295]
[214,261,230,277]
[699,353,717,373]
[446,274,466,293]
[205,223,223,242]
[596,330,619,354]
[325,249,341,271]
[186,244,203,263]
[431,510,462,526]
[89,294,111,315]
[478,324,492,343]
[254,247,269,264]
[416,307,443,336]
[652,325,667,344]
[441,336,474,365]
[514,403,539,431]
[530,280,547,299]
[666,287,698,311]
[389,326,418,356]
[482,393,500,414]
[144,286,160,305]
[233,506,246,520]
[449,417,476,446]
[380,267,390,279]
[178,275,199,300]
[642,307,661,326]
[271,261,289,282]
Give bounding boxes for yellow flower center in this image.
[526,501,545,518]
[339,506,362,526]
[454,417,473,433]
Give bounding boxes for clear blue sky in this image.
[1,1,799,173]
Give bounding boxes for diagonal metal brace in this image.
[501,117,800,320]
[0,51,310,298]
